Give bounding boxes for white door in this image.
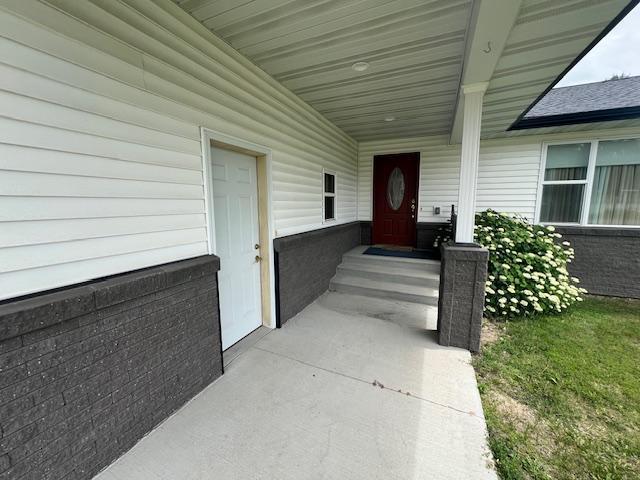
[210,146,262,349]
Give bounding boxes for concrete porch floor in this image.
[94,291,497,480]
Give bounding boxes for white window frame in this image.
[322,169,337,223]
[536,136,640,228]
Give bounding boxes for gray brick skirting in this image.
[437,243,489,352]
[273,222,361,325]
[417,222,449,250]
[359,221,448,252]
[0,255,222,480]
[360,221,372,245]
[556,226,640,299]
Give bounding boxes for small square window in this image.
[323,170,336,222]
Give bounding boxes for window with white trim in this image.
[538,138,640,226]
[323,170,336,222]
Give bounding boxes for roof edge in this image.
[507,0,640,131]
[509,105,640,130]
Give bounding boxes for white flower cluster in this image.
[475,210,587,319]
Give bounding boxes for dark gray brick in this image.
[0,286,95,342]
[0,255,222,480]
[556,226,640,299]
[274,222,361,325]
[437,242,488,353]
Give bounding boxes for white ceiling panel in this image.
[174,0,473,140]
[174,0,633,141]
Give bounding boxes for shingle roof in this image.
[525,76,640,118]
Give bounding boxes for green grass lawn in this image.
[474,296,640,480]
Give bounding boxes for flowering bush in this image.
[475,210,587,319]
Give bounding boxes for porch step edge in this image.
[329,273,439,306]
[341,254,441,274]
[337,264,440,287]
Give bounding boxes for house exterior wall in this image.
[0,0,357,302]
[357,126,640,298]
[556,227,640,299]
[358,135,542,223]
[274,222,361,325]
[357,126,640,223]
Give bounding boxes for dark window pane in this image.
[539,184,584,223]
[545,143,589,180]
[324,173,335,194]
[324,196,335,220]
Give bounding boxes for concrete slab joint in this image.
[437,242,489,352]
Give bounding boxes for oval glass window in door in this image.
[386,167,405,210]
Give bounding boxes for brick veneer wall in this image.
[274,222,361,325]
[359,221,448,252]
[0,255,222,480]
[556,226,640,299]
[437,243,489,353]
[417,222,449,250]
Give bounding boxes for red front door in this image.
[372,153,419,246]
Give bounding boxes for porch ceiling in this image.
[174,0,473,141]
[174,0,633,142]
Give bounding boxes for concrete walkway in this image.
[95,292,496,480]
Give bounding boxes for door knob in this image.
[255,255,262,263]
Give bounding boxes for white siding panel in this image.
[0,243,207,300]
[0,145,203,185]
[2,228,206,273]
[0,2,358,300]
[0,171,203,199]
[477,142,541,221]
[0,90,200,155]
[0,117,203,170]
[0,197,205,221]
[1,214,206,248]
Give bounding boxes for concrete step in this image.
[341,250,441,275]
[337,262,440,288]
[329,272,439,306]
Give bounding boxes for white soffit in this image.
[482,0,632,139]
[173,0,473,141]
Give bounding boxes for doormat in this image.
[363,246,440,260]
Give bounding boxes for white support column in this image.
[455,82,488,243]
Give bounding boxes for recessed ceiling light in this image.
[384,116,396,122]
[351,61,370,72]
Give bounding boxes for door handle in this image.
[255,255,262,263]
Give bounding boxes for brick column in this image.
[437,242,488,352]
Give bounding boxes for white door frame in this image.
[200,127,277,330]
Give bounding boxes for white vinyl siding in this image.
[358,128,640,225]
[476,143,542,221]
[0,1,357,300]
[358,136,541,223]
